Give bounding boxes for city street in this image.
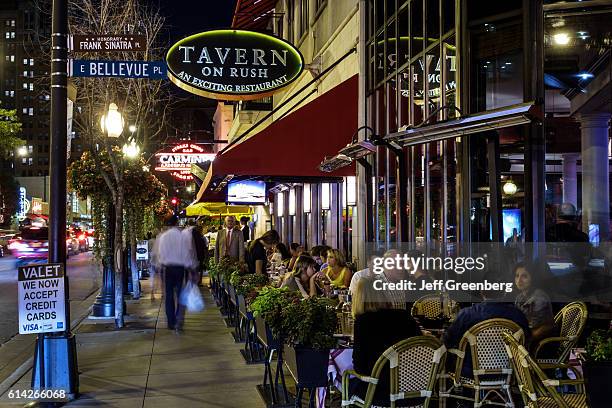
[0,252,100,345]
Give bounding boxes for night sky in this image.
[157,0,238,41]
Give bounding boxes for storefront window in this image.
[544,5,612,242]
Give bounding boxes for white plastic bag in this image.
[179,281,205,313]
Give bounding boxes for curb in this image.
[0,289,100,397]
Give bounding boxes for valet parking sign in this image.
[18,263,66,335]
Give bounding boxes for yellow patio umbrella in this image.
[185,202,254,217]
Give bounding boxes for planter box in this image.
[237,294,247,317]
[284,345,329,388]
[255,316,280,349]
[584,360,612,408]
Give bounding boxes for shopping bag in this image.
[179,281,205,313]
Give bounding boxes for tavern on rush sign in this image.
[166,30,304,100]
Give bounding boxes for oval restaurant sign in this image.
[155,143,216,181]
[166,30,304,100]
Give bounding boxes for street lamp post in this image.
[91,103,124,318]
[30,0,79,399]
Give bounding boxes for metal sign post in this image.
[30,0,78,400]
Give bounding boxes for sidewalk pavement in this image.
[0,281,265,407]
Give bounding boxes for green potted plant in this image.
[281,297,338,388]
[250,287,300,347]
[584,328,612,407]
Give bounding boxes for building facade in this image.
[355,0,612,255]
[0,0,51,177]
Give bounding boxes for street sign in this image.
[18,263,66,335]
[136,241,149,261]
[69,60,167,79]
[70,35,146,52]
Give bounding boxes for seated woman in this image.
[280,255,319,298]
[319,248,352,288]
[288,243,304,271]
[514,261,555,346]
[349,278,420,406]
[269,242,290,267]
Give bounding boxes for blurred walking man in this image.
[156,216,198,331]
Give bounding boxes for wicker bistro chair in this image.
[445,318,525,407]
[502,332,587,408]
[341,336,446,408]
[533,302,587,373]
[411,293,460,322]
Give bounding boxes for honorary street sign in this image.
[69,60,167,79]
[18,263,66,335]
[166,29,304,100]
[70,35,146,52]
[136,241,149,261]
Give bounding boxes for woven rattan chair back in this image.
[388,336,446,408]
[411,293,459,320]
[555,301,587,360]
[503,332,587,408]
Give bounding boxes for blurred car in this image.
[8,227,80,265]
[0,230,17,257]
[66,231,79,256]
[73,228,89,252]
[8,227,49,265]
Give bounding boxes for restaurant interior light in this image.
[503,180,518,196]
[345,176,356,206]
[288,188,296,216]
[553,32,570,45]
[303,183,311,213]
[276,192,284,215]
[321,183,330,210]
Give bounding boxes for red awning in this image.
[232,0,276,31]
[215,75,357,178]
[194,75,357,203]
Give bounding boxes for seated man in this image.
[443,289,530,378]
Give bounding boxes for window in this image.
[23,83,28,89]
[23,58,28,65]
[28,108,33,116]
[28,145,33,153]
[22,108,27,114]
[23,71,28,77]
[29,83,34,91]
[30,59,34,66]
[10,55,14,62]
[298,0,308,39]
[28,158,33,166]
[5,32,9,39]
[11,20,15,27]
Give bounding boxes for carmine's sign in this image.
[165,30,304,100]
[155,143,216,181]
[70,35,146,52]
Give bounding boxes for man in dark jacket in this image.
[188,219,208,286]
